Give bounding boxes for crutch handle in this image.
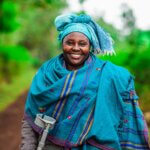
[35,114,56,150]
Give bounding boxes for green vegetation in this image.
[0,0,150,117]
[0,45,34,82]
[0,68,36,111]
[0,0,67,111]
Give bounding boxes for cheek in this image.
[62,44,71,52]
[82,47,90,55]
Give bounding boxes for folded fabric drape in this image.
[25,53,149,149]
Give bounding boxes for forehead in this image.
[63,32,89,41]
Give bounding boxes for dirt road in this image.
[0,91,27,150]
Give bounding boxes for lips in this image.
[70,54,81,59]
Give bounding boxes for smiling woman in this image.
[20,13,150,150]
[62,32,90,70]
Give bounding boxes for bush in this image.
[0,45,34,82]
[98,50,130,67]
[129,49,150,86]
[0,1,19,33]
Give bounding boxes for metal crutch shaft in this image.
[37,124,50,150]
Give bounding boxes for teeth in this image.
[70,54,81,58]
[72,54,80,56]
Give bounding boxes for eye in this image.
[66,41,74,46]
[79,42,87,47]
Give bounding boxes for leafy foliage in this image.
[0,45,32,61]
[0,1,20,32]
[120,3,136,34]
[0,45,33,82]
[0,0,67,82]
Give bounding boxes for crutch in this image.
[34,114,56,150]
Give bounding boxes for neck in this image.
[65,63,83,71]
[63,54,90,71]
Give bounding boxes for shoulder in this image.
[99,60,134,92]
[42,55,60,69]
[30,55,61,87]
[38,54,61,73]
[95,57,131,80]
[104,60,131,79]
[105,61,138,99]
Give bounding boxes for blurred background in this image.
[0,0,150,149]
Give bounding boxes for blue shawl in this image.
[25,53,149,150]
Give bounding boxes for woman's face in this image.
[62,32,90,70]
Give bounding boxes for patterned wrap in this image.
[55,13,115,55]
[25,53,149,149]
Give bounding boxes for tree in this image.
[120,3,136,35]
[0,1,19,33]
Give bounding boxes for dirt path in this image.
[0,91,27,150]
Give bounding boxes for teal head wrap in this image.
[58,23,92,43]
[55,13,115,55]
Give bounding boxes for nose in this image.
[72,43,80,51]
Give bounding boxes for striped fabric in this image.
[25,53,150,149]
[121,141,149,149]
[77,106,94,145]
[52,71,77,120]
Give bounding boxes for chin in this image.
[71,61,83,66]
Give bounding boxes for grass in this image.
[0,68,36,112]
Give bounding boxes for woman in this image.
[20,14,150,150]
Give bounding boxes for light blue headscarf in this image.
[55,13,115,55]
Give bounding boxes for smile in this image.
[70,54,81,59]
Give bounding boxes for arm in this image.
[20,117,38,150]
